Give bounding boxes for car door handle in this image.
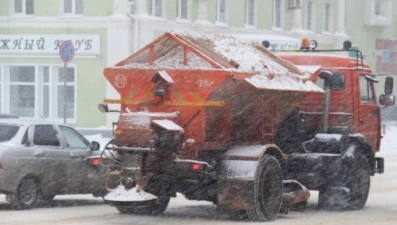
[70,152,82,159]
[33,150,44,157]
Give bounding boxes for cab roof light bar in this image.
[264,39,364,69]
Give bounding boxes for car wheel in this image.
[12,178,40,209]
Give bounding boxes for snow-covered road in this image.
[0,125,397,224]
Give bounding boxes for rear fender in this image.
[217,144,285,210]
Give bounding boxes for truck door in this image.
[357,75,380,152]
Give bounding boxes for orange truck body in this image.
[101,32,391,221]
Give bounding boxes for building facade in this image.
[0,0,395,127]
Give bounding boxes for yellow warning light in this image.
[300,38,310,50]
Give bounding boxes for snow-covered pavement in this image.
[0,124,396,224]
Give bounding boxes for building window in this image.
[57,67,75,120]
[304,1,312,30]
[382,50,391,63]
[216,0,226,23]
[150,0,162,17]
[288,0,301,8]
[323,3,331,32]
[10,66,36,117]
[273,0,282,28]
[364,0,391,26]
[63,0,84,15]
[246,0,255,26]
[0,65,76,122]
[375,0,382,16]
[374,0,390,18]
[13,0,34,15]
[177,0,188,20]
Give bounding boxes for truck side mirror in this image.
[385,76,393,95]
[98,103,109,113]
[379,94,395,106]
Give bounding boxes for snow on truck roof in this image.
[109,31,324,93]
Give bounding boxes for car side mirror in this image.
[91,141,100,151]
[379,94,395,106]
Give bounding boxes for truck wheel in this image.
[347,154,370,210]
[231,155,282,221]
[12,178,40,209]
[116,196,170,215]
[319,153,370,210]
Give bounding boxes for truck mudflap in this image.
[104,185,158,205]
[375,157,384,174]
[281,180,311,213]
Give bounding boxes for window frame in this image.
[374,0,389,18]
[59,125,90,149]
[32,124,62,147]
[0,64,77,123]
[304,0,313,31]
[245,0,256,27]
[216,0,227,25]
[323,3,332,33]
[359,75,376,102]
[61,0,84,17]
[272,0,283,30]
[9,65,36,118]
[11,0,34,16]
[177,0,189,21]
[56,66,76,121]
[364,0,392,26]
[150,0,163,18]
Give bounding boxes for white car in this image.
[0,119,109,209]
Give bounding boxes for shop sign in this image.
[0,34,100,58]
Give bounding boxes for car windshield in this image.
[0,124,20,142]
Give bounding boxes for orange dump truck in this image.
[98,32,394,221]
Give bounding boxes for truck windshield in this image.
[0,125,20,142]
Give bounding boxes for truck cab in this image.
[279,49,394,153]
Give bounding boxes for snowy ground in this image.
[378,122,397,154]
[0,124,396,224]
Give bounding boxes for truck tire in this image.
[228,155,283,221]
[347,153,370,210]
[319,153,370,210]
[116,195,170,215]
